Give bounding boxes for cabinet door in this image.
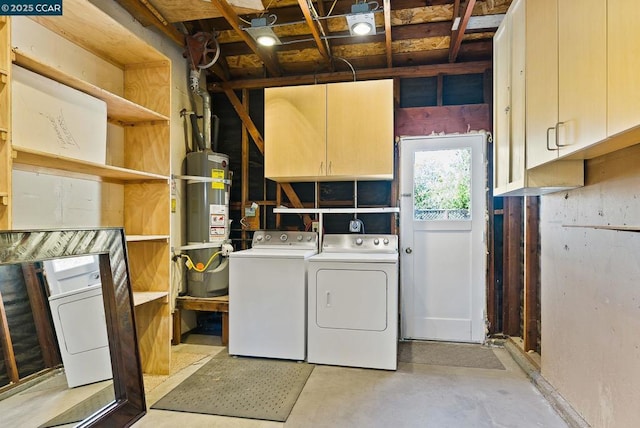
[264,85,327,181]
[525,0,559,168]
[557,0,606,155]
[608,0,640,137]
[493,16,511,192]
[509,0,525,186]
[326,80,393,179]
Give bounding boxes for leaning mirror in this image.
[0,228,146,427]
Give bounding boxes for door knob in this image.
[405,247,412,254]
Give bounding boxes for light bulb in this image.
[351,21,373,36]
[257,35,277,46]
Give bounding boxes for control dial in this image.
[355,238,363,246]
[383,238,389,245]
[373,238,380,245]
[280,233,288,242]
[265,234,272,241]
[297,235,303,241]
[256,235,263,242]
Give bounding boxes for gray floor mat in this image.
[151,351,314,422]
[398,341,505,370]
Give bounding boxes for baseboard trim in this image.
[504,339,591,428]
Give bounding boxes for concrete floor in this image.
[133,335,568,428]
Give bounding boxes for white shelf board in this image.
[126,235,170,242]
[176,242,223,251]
[133,291,168,307]
[273,207,400,214]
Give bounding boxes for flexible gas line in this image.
[181,251,222,273]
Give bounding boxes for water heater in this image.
[186,149,231,297]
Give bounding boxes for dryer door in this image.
[315,268,387,331]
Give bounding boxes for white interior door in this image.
[400,134,487,343]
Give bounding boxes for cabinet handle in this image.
[326,291,331,307]
[546,126,557,151]
[328,161,332,174]
[320,161,324,174]
[555,122,567,147]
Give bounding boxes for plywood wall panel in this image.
[540,143,640,427]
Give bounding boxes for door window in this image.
[413,148,472,221]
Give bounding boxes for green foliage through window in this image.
[413,148,471,220]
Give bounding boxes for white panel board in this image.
[12,170,102,228]
[12,65,107,164]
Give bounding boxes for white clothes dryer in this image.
[44,255,112,387]
[307,234,399,370]
[229,231,318,360]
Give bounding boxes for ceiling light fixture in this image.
[245,17,282,47]
[346,3,376,36]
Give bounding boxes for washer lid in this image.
[229,248,318,259]
[309,252,398,263]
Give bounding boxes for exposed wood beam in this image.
[524,196,540,352]
[314,0,336,71]
[281,183,304,209]
[115,0,184,46]
[22,264,61,368]
[223,89,264,154]
[383,0,393,68]
[449,0,477,63]
[241,89,249,249]
[210,60,492,90]
[210,0,282,76]
[0,291,19,383]
[297,0,331,61]
[222,89,304,210]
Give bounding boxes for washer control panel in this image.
[322,234,398,253]
[252,230,318,249]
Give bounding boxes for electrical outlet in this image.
[349,219,363,233]
[312,221,319,232]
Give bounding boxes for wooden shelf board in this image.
[29,0,167,67]
[126,235,170,242]
[133,291,168,307]
[563,224,640,232]
[12,146,169,183]
[273,207,400,214]
[13,50,169,124]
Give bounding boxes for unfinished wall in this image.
[540,143,640,428]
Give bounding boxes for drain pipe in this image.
[189,69,211,151]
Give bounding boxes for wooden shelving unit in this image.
[13,49,169,125]
[3,0,172,375]
[12,146,169,183]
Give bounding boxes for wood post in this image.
[503,196,523,336]
[524,196,540,352]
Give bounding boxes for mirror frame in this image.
[0,228,146,427]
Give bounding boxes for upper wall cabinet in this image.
[265,80,394,182]
[607,0,640,144]
[493,0,584,196]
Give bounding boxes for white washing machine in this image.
[44,255,112,388]
[229,230,318,360]
[307,234,399,370]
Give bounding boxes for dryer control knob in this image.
[265,234,272,241]
[280,233,288,242]
[256,235,263,241]
[383,238,389,245]
[297,235,303,241]
[355,238,363,246]
[373,238,380,245]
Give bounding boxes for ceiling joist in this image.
[210,60,492,90]
[449,0,477,63]
[297,0,331,62]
